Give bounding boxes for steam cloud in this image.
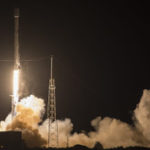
[1,90,150,148]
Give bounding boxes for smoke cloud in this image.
[1,90,150,148]
[0,95,47,147]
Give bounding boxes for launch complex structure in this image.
[11,8,59,147]
[47,56,59,147]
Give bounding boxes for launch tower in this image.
[47,56,59,147]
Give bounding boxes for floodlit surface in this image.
[13,69,19,104]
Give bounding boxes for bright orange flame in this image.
[13,69,20,103]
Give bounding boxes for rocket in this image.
[14,8,20,70]
[11,8,20,117]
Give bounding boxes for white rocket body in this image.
[14,8,20,70]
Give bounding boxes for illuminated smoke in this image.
[0,95,46,148]
[1,90,150,148]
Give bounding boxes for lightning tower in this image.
[12,8,20,117]
[47,56,59,147]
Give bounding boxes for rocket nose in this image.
[14,8,19,17]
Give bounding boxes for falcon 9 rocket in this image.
[12,8,20,117]
[14,8,20,70]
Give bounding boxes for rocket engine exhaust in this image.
[12,8,21,117]
[13,70,20,104]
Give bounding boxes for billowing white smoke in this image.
[1,90,150,148]
[0,95,47,147]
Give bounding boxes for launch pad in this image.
[0,8,59,148]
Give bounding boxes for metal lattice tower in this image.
[47,56,59,147]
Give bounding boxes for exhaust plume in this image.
[1,90,150,148]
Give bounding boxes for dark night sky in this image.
[0,1,150,132]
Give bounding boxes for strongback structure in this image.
[47,56,59,147]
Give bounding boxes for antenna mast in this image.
[47,56,59,147]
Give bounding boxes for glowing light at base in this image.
[13,69,20,104]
